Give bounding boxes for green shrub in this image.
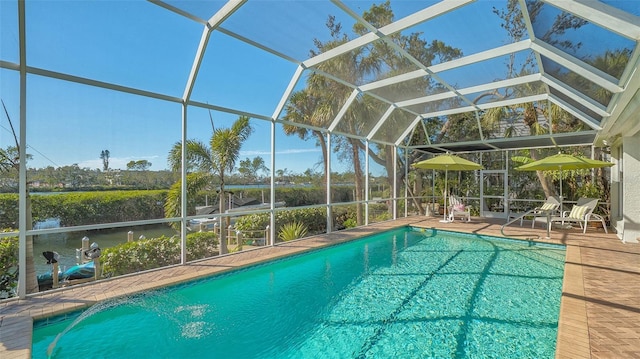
[278,221,308,242]
[234,213,270,232]
[186,232,219,260]
[342,218,357,229]
[276,208,326,234]
[234,206,360,235]
[234,207,327,237]
[0,195,18,229]
[101,231,218,277]
[332,205,357,229]
[0,234,18,298]
[369,203,392,223]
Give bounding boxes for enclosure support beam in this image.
[180,104,188,264]
[270,119,276,245]
[365,140,370,226]
[17,0,27,299]
[326,133,332,233]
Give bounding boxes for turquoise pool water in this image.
[33,227,566,358]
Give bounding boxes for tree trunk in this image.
[25,195,39,294]
[413,174,424,215]
[536,170,557,197]
[218,181,227,255]
[313,130,328,198]
[350,139,364,225]
[384,145,396,217]
[529,149,556,198]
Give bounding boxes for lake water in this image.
[33,224,177,275]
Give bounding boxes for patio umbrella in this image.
[412,153,483,223]
[515,152,613,213]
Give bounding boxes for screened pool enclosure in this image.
[1,0,639,298]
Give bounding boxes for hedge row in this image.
[194,186,354,208]
[0,235,18,298]
[101,231,218,277]
[0,190,168,228]
[0,196,18,229]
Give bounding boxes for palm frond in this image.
[164,172,213,229]
[511,156,533,164]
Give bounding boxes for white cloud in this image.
[72,148,321,171]
[241,148,321,156]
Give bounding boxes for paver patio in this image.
[1,216,638,359]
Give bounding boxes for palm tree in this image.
[100,150,110,171]
[282,89,331,191]
[284,3,465,224]
[167,116,253,255]
[164,172,211,230]
[296,13,379,226]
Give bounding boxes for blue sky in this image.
[0,0,504,175]
[1,0,633,175]
[0,0,335,174]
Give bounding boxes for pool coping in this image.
[2,216,638,358]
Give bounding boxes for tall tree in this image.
[238,156,268,184]
[168,116,253,254]
[100,150,110,171]
[125,160,153,189]
[285,2,463,223]
[480,0,602,199]
[282,89,331,192]
[126,160,152,171]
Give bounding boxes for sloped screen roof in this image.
[1,0,639,155]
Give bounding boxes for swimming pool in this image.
[33,227,565,358]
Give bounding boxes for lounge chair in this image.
[548,198,608,234]
[527,196,561,228]
[448,195,470,222]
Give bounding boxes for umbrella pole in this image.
[559,169,563,213]
[440,169,449,222]
[432,170,435,216]
[550,169,564,238]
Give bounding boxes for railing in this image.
[195,221,270,247]
[235,228,269,246]
[500,208,542,240]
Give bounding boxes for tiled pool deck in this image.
[1,216,638,358]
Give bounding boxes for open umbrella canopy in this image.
[515,153,612,226]
[515,153,612,172]
[412,153,482,223]
[412,153,483,171]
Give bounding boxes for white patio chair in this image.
[548,198,608,234]
[448,195,470,222]
[528,196,561,228]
